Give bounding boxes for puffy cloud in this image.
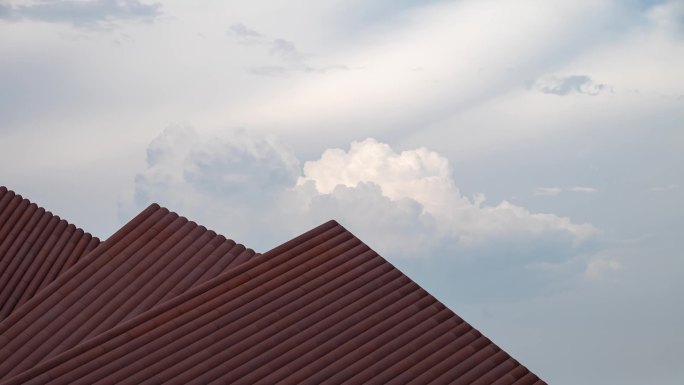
[532,75,611,96]
[299,139,455,213]
[299,139,598,247]
[140,124,299,196]
[121,125,301,248]
[285,181,440,255]
[125,130,599,266]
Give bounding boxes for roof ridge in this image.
[0,197,258,379]
[1,221,545,385]
[0,187,97,239]
[0,222,348,384]
[0,187,545,384]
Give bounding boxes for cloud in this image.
[287,181,440,256]
[136,124,300,199]
[0,0,679,381]
[228,23,263,40]
[246,66,290,77]
[247,65,351,77]
[532,75,611,96]
[0,4,11,19]
[228,22,348,76]
[647,0,684,35]
[125,129,599,266]
[535,187,563,196]
[535,186,598,196]
[123,125,302,248]
[0,0,162,27]
[649,184,677,192]
[585,258,622,280]
[299,139,598,247]
[570,186,598,193]
[228,23,303,61]
[269,38,302,62]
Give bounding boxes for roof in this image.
[1,219,544,385]
[0,186,99,321]
[0,185,545,384]
[0,201,255,380]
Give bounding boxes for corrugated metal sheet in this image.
[1,219,545,385]
[0,186,99,321]
[0,201,255,380]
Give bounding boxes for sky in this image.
[1,0,683,383]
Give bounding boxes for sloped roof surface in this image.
[0,186,99,321]
[0,202,255,380]
[1,220,545,385]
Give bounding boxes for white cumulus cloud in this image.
[120,125,301,248]
[123,129,599,267]
[299,139,598,247]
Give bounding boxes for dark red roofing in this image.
[0,202,255,380]
[0,186,99,321]
[1,219,545,385]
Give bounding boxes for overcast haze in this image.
[1,0,683,383]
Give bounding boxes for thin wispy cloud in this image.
[228,23,262,40]
[649,184,677,192]
[585,258,622,280]
[269,38,302,62]
[227,23,303,61]
[532,75,611,96]
[227,22,347,77]
[534,187,563,196]
[570,186,598,193]
[0,0,162,28]
[247,64,351,77]
[535,186,598,196]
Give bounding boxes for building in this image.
[0,186,545,384]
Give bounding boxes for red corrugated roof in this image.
[0,201,255,380]
[0,186,545,384]
[1,218,544,384]
[0,186,99,321]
